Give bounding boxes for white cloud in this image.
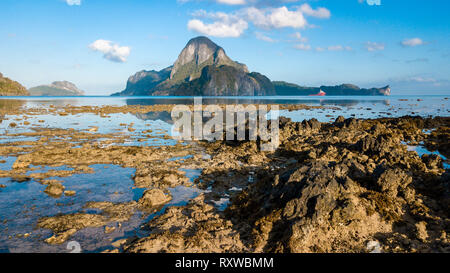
[291,32,308,43]
[188,17,248,38]
[358,0,381,5]
[66,0,81,5]
[401,38,425,47]
[244,6,307,29]
[327,45,352,51]
[89,40,131,63]
[255,32,276,42]
[187,4,331,38]
[409,76,436,83]
[217,0,246,5]
[294,43,311,51]
[365,41,385,51]
[299,4,331,19]
[179,0,245,4]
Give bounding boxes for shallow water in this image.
[0,163,203,253]
[404,143,450,169]
[0,95,448,252]
[1,96,448,126]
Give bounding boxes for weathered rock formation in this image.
[113,36,275,96]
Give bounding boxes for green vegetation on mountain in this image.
[112,68,171,96]
[162,37,248,88]
[0,73,29,96]
[114,36,274,97]
[273,81,391,96]
[164,65,275,96]
[273,81,319,95]
[113,37,390,97]
[29,81,84,96]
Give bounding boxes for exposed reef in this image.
[0,102,448,253]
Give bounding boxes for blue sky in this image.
[0,0,449,95]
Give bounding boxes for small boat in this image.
[309,90,326,96]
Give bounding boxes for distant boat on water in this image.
[309,90,326,96]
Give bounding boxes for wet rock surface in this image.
[138,189,172,208]
[123,195,248,253]
[0,102,449,253]
[122,115,449,253]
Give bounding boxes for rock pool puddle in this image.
[402,141,449,169]
[0,156,16,171]
[1,111,177,147]
[0,163,204,253]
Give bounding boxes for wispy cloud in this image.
[217,0,246,5]
[294,43,311,51]
[255,32,276,42]
[401,38,425,47]
[66,0,81,6]
[405,58,428,64]
[365,41,385,51]
[89,40,131,63]
[291,32,308,43]
[327,45,352,51]
[178,0,245,5]
[409,76,436,83]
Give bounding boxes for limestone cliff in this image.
[113,36,274,96]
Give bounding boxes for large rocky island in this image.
[29,81,85,96]
[113,36,274,96]
[113,36,390,97]
[0,73,29,96]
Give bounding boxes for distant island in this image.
[274,81,391,96]
[29,81,85,96]
[113,36,390,97]
[0,73,29,96]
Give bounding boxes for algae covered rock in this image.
[138,189,172,208]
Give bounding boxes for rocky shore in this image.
[120,115,449,253]
[0,103,448,253]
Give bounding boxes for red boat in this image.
[309,90,326,96]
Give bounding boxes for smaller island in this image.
[273,82,391,96]
[29,81,84,96]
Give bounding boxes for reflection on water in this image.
[0,99,25,111]
[0,96,447,122]
[134,111,173,123]
[0,95,448,253]
[126,97,391,107]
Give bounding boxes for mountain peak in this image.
[168,36,248,85]
[186,36,220,49]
